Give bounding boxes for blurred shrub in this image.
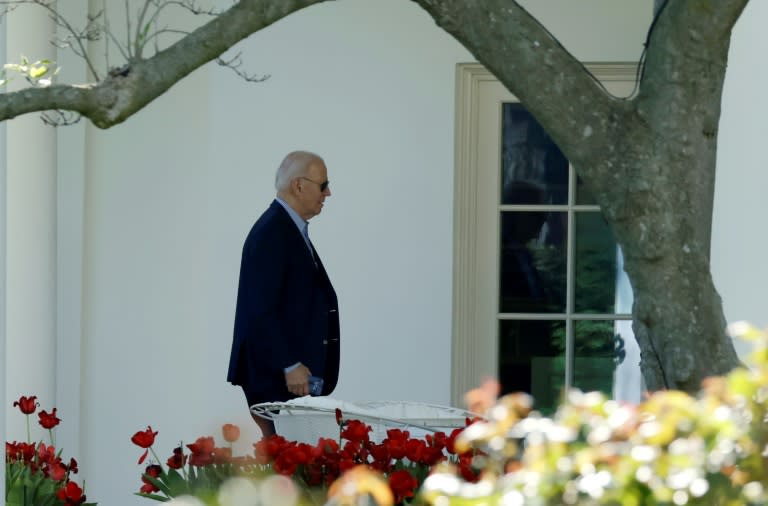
[420,322,768,506]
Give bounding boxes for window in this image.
[452,63,642,411]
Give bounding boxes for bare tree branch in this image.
[32,0,101,79]
[134,0,154,59]
[411,0,634,187]
[40,109,81,126]
[217,52,269,82]
[0,0,329,127]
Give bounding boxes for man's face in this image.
[296,160,331,220]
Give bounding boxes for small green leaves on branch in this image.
[3,55,60,87]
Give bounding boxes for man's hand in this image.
[285,363,312,396]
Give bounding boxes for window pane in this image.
[572,320,642,403]
[500,212,566,313]
[574,212,620,313]
[575,174,597,205]
[612,319,642,403]
[501,103,568,205]
[499,319,565,415]
[572,320,619,396]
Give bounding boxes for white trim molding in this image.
[1,11,8,498]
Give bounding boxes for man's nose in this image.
[324,187,332,197]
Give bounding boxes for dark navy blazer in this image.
[227,200,340,402]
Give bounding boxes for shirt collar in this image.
[275,197,308,234]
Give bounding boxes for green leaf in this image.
[144,473,173,497]
[163,467,190,495]
[135,492,171,502]
[29,65,49,79]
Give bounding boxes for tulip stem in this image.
[49,428,55,447]
[25,414,30,443]
[150,447,163,469]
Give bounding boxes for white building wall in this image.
[4,1,765,505]
[712,0,768,349]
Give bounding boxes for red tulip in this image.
[427,431,448,451]
[214,446,233,464]
[187,436,216,467]
[458,453,480,482]
[273,451,297,475]
[131,426,158,465]
[37,442,56,464]
[38,408,61,429]
[166,446,187,469]
[317,437,339,454]
[140,464,163,494]
[253,434,289,464]
[131,426,158,448]
[47,462,67,481]
[445,427,465,455]
[405,439,426,463]
[340,420,371,443]
[222,423,240,443]
[388,469,418,504]
[335,408,343,426]
[13,395,38,415]
[6,441,35,463]
[57,481,86,505]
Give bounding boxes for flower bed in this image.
[5,395,94,505]
[132,408,481,505]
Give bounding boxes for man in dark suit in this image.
[227,151,340,436]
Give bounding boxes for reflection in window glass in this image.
[571,320,619,396]
[574,212,618,313]
[500,212,567,313]
[575,174,597,205]
[501,103,568,205]
[612,319,642,403]
[499,319,565,415]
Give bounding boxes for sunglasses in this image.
[299,177,330,192]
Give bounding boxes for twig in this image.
[217,52,270,83]
[134,0,153,59]
[37,2,101,79]
[40,110,82,127]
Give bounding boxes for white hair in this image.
[275,151,324,192]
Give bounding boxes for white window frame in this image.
[451,62,638,405]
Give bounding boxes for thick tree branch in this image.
[0,84,97,120]
[640,0,748,107]
[0,0,331,127]
[412,0,631,174]
[632,0,748,255]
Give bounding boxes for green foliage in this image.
[6,462,61,506]
[2,55,60,87]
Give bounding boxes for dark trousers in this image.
[243,389,277,438]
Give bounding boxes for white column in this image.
[5,5,58,443]
[1,7,8,500]
[54,0,88,464]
